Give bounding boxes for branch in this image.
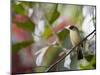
[45,29,96,72]
[88,32,96,41]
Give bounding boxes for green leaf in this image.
[80,56,96,70]
[42,46,62,66]
[34,46,63,72]
[16,19,35,32]
[90,56,96,68]
[80,64,94,70]
[12,40,33,53]
[85,55,94,62]
[41,4,60,24]
[12,3,26,15]
[42,25,53,39]
[48,4,60,24]
[57,29,69,43]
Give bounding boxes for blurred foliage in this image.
[41,4,60,39]
[12,40,34,53]
[57,29,69,43]
[45,4,60,24]
[16,19,35,32]
[12,1,35,32]
[40,3,60,24]
[12,3,26,15]
[80,56,96,70]
[85,55,94,62]
[34,45,63,72]
[42,46,62,66]
[12,1,96,73]
[58,5,84,26]
[42,25,53,39]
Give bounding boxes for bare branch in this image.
[45,29,96,72]
[88,32,96,41]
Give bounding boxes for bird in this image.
[65,25,83,60]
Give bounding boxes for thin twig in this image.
[45,29,96,72]
[88,32,96,41]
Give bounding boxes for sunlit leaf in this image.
[80,56,96,70]
[42,25,53,39]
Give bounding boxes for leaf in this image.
[48,4,60,24]
[12,40,33,53]
[41,4,60,24]
[42,46,62,66]
[16,19,35,32]
[34,46,63,72]
[90,56,96,68]
[57,29,71,49]
[85,55,94,62]
[57,29,69,43]
[12,3,26,15]
[42,25,53,39]
[80,64,94,70]
[80,56,96,70]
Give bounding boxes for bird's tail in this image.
[77,47,83,60]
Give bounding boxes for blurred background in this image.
[11,1,96,74]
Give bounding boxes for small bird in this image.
[65,25,83,60]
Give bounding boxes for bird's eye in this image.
[69,26,74,30]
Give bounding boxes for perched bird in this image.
[65,25,83,60]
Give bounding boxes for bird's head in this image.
[65,25,78,31]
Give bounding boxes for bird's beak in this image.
[65,26,69,29]
[64,25,71,30]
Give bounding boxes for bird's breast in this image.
[70,31,81,47]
